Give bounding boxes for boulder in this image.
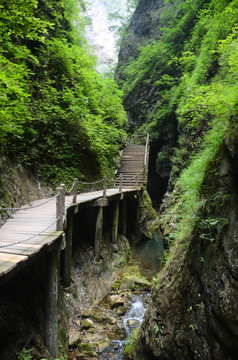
[68,332,81,349]
[98,338,111,353]
[81,319,94,329]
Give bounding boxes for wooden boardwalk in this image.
[0,188,137,279]
[0,134,150,283]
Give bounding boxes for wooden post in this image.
[103,177,107,198]
[95,206,103,261]
[56,187,64,231]
[119,174,122,192]
[121,198,127,236]
[63,208,73,287]
[112,200,120,243]
[135,174,138,187]
[73,178,78,203]
[136,191,142,223]
[45,248,59,357]
[60,184,65,215]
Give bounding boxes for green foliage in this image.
[0,0,127,186]
[17,348,32,360]
[115,0,238,265]
[154,324,165,335]
[124,327,140,357]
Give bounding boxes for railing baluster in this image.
[73,178,78,203]
[60,183,65,215]
[119,174,123,192]
[103,177,107,198]
[56,187,64,231]
[135,174,138,187]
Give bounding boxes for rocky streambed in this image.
[67,263,151,359]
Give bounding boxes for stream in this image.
[68,233,163,359]
[98,293,150,359]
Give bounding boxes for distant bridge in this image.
[0,134,149,357]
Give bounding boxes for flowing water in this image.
[133,232,164,280]
[99,293,150,359]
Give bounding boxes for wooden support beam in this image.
[112,200,120,243]
[121,198,127,237]
[94,206,103,261]
[94,198,108,207]
[63,208,73,288]
[44,248,59,357]
[136,191,142,222]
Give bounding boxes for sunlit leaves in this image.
[0,0,127,185]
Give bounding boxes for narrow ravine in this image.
[67,192,163,359]
[67,260,151,359]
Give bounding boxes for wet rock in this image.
[81,319,94,329]
[112,342,120,349]
[105,316,117,325]
[116,306,127,315]
[120,276,150,291]
[98,337,111,353]
[109,295,124,309]
[78,343,96,357]
[112,244,118,252]
[69,332,82,348]
[111,279,121,291]
[107,328,126,340]
[68,347,82,360]
[92,312,103,323]
[82,309,93,318]
[127,319,140,328]
[117,320,124,329]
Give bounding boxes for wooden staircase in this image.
[116,134,149,188]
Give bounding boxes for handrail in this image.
[144,133,149,168]
[128,133,147,145]
[0,217,59,249]
[0,133,149,234]
[0,194,58,212]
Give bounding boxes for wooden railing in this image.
[144,133,150,183]
[0,134,150,234]
[128,133,148,145]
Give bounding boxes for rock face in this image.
[136,138,238,359]
[116,0,178,207]
[117,0,167,67]
[0,157,51,226]
[65,233,131,333]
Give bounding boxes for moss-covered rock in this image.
[124,327,141,359]
[98,338,111,353]
[78,342,96,356]
[82,309,93,318]
[81,319,94,330]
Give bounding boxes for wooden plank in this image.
[0,253,28,263]
[0,186,139,280]
[0,262,17,275]
[0,234,62,246]
[0,231,62,238]
[0,246,42,256]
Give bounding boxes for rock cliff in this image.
[116,0,238,358]
[135,135,238,360]
[116,0,205,206]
